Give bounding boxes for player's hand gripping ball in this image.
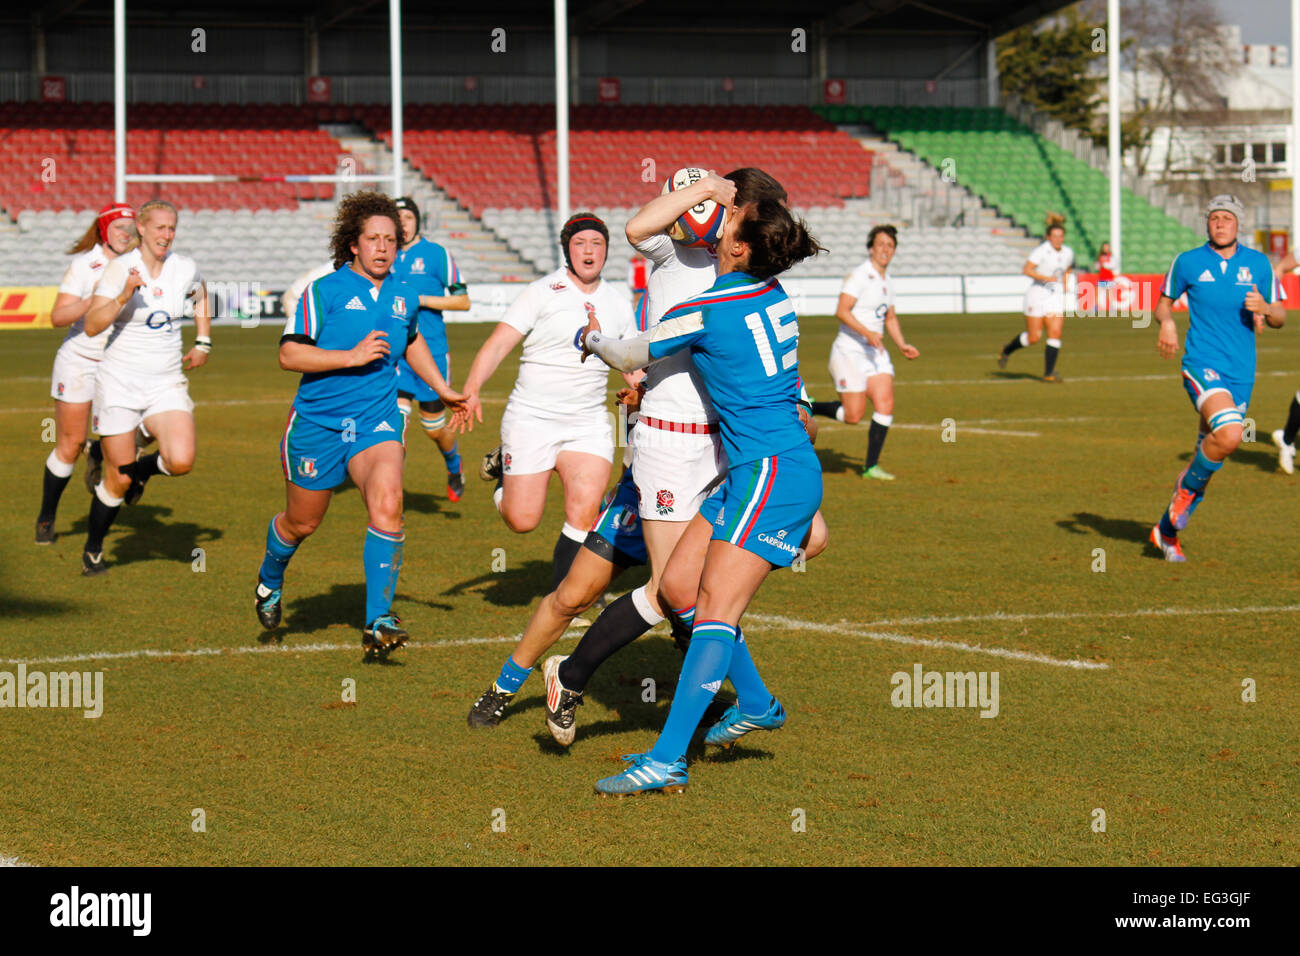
[662,167,727,248]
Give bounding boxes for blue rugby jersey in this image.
[645,271,810,466]
[1162,243,1281,383]
[282,264,419,428]
[392,237,464,359]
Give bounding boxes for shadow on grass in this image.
[63,504,223,570]
[404,490,464,519]
[1056,512,1152,545]
[990,370,1044,381]
[815,446,861,475]
[1178,446,1282,474]
[442,559,552,607]
[0,592,77,620]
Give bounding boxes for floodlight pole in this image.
[555,0,570,224]
[114,0,126,203]
[390,0,403,197]
[1107,0,1121,272]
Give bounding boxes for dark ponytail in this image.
[736,199,826,279]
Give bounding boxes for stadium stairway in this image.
[821,105,1202,273]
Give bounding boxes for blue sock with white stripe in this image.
[726,629,771,715]
[363,525,404,625]
[1182,445,1223,494]
[494,656,532,695]
[648,621,736,764]
[258,514,299,589]
[441,441,462,477]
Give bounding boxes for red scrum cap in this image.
[97,203,135,245]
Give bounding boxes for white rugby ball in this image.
[662,167,726,248]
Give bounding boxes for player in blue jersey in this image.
[1150,194,1285,561]
[580,197,825,794]
[253,192,469,655]
[392,197,471,501]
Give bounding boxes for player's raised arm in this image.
[626,173,735,245]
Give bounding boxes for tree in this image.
[998,5,1104,133]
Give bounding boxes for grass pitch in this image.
[1,312,1297,866]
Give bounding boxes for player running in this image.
[1150,194,1285,561]
[997,213,1073,382]
[253,192,468,654]
[1095,241,1115,316]
[460,212,636,592]
[1270,249,1299,474]
[391,197,471,501]
[35,203,137,544]
[810,223,919,480]
[77,200,207,576]
[580,197,825,794]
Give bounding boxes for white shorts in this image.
[829,335,894,393]
[630,421,726,522]
[1025,285,1066,318]
[50,344,99,404]
[93,364,194,436]
[500,406,612,476]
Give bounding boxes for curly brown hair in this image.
[735,199,826,280]
[330,191,401,269]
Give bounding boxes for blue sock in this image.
[258,515,299,589]
[1183,446,1223,493]
[363,525,404,625]
[1158,511,1179,539]
[442,441,462,477]
[671,604,696,628]
[648,622,736,764]
[494,656,532,694]
[726,629,771,715]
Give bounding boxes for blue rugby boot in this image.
[595,753,688,796]
[704,696,786,749]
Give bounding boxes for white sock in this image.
[493,484,504,513]
[1046,337,1062,348]
[871,412,893,427]
[835,406,846,423]
[560,522,586,543]
[630,585,666,626]
[155,453,172,476]
[1019,331,1030,347]
[45,449,75,478]
[95,481,125,508]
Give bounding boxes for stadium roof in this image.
[17,1,1077,36]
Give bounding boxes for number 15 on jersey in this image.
[744,301,798,377]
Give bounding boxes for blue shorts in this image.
[280,405,404,490]
[1181,364,1252,414]
[584,468,647,568]
[705,445,822,568]
[396,351,450,405]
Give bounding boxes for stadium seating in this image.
[823,105,1202,273]
[356,104,874,217]
[0,102,343,217]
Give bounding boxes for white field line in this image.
[900,369,1300,388]
[745,614,1108,670]
[830,603,1300,630]
[819,422,1040,437]
[0,854,33,867]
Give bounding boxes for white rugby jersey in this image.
[93,248,202,377]
[56,244,114,359]
[1027,241,1074,290]
[838,259,895,343]
[500,267,634,421]
[634,232,719,424]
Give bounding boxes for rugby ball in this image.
[662,167,726,248]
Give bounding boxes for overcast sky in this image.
[1213,0,1289,45]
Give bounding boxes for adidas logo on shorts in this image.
[373,420,395,432]
[701,679,722,693]
[345,296,366,310]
